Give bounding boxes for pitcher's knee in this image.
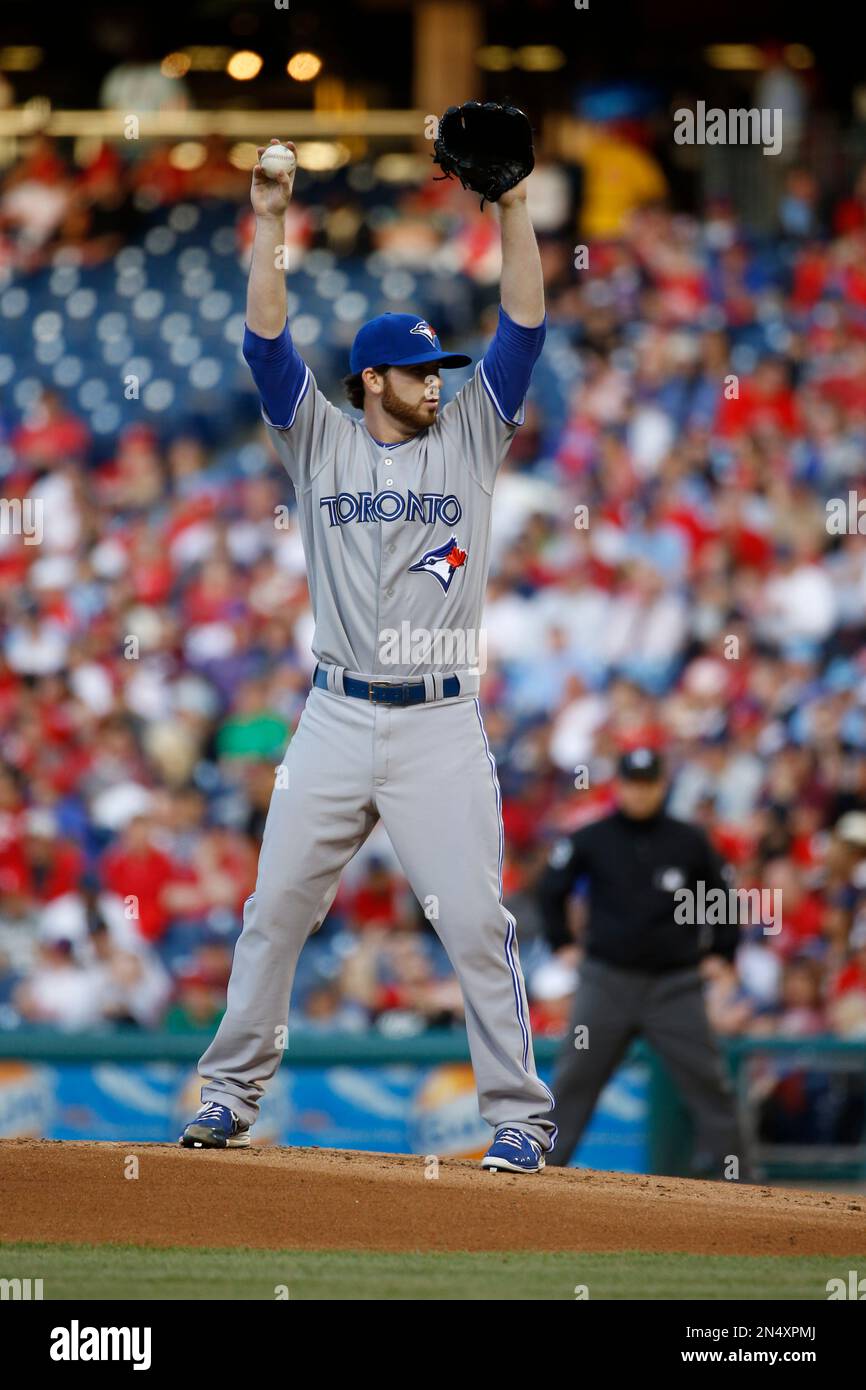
[449,938,519,979]
[241,890,319,948]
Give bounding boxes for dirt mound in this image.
[1,1140,863,1255]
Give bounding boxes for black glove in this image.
[432,102,534,208]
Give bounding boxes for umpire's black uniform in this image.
[537,749,749,1180]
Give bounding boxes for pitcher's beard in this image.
[381,377,436,435]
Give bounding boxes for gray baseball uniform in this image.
[198,308,556,1150]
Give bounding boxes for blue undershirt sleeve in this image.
[479,305,547,425]
[242,321,310,429]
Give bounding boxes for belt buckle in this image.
[367,681,393,704]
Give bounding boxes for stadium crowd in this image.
[1,130,866,1045]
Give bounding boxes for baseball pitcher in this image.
[181,116,556,1172]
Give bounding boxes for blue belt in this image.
[313,665,460,706]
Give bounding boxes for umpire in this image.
[537,747,750,1180]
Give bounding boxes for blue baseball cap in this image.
[350,313,471,375]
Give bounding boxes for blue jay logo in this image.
[408,535,468,593]
[410,320,438,347]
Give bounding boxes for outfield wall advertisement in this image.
[0,1057,649,1170]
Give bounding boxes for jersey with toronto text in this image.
[243,307,545,679]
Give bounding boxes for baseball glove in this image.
[432,102,534,208]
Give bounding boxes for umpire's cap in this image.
[617,747,665,782]
[350,313,471,374]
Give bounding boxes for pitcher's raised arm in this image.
[497,182,545,330]
[242,139,310,437]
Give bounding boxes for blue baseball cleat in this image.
[481,1126,545,1173]
[179,1102,251,1149]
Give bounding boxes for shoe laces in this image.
[496,1127,533,1151]
[197,1102,229,1122]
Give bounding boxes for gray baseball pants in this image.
[199,682,556,1149]
[548,956,749,1178]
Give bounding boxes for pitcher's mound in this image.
[0,1139,863,1255]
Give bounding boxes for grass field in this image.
[1,1243,858,1300]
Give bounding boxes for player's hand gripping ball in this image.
[260,144,297,179]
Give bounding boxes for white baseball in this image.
[260,145,296,180]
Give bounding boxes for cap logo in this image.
[410,320,438,346]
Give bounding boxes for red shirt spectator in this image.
[348,861,402,931]
[12,390,91,466]
[0,811,81,900]
[715,362,799,438]
[101,818,174,941]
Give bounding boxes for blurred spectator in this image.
[776,958,826,1036]
[86,922,172,1028]
[558,118,668,239]
[215,678,290,761]
[344,857,410,932]
[341,928,464,1034]
[0,137,72,262]
[13,939,101,1030]
[100,816,174,943]
[12,389,91,467]
[164,971,227,1034]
